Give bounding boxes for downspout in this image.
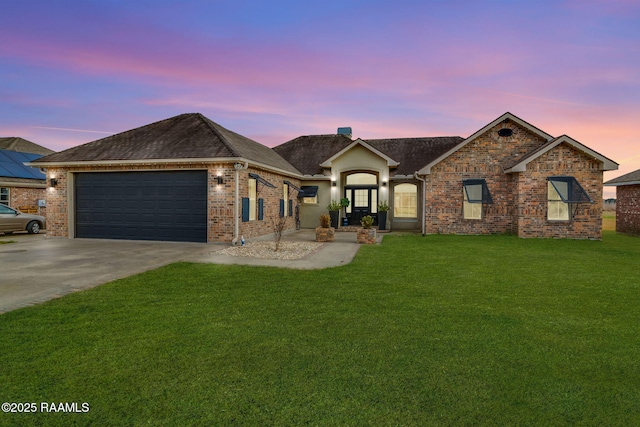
[232,162,248,245]
[414,171,427,235]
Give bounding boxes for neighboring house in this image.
[0,137,54,217]
[605,169,640,236]
[30,112,618,243]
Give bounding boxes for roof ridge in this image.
[194,113,241,157]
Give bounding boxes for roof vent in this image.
[337,127,352,138]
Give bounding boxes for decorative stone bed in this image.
[216,241,324,260]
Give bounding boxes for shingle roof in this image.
[604,168,640,186]
[273,134,463,176]
[0,137,54,155]
[366,137,463,176]
[32,113,300,174]
[273,134,354,175]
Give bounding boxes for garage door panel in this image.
[75,171,207,242]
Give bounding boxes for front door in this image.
[345,187,378,225]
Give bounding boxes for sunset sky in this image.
[2,0,638,198]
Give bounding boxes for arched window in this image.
[394,183,417,218]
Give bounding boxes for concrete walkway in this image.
[0,229,366,313]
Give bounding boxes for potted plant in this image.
[327,200,341,228]
[340,197,350,226]
[377,200,390,231]
[357,215,376,244]
[315,214,335,242]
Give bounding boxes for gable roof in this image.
[504,135,618,172]
[273,134,353,176]
[273,134,463,177]
[604,168,640,186]
[30,113,300,175]
[418,112,554,174]
[319,138,400,169]
[0,137,54,156]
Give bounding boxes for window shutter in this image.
[242,197,250,222]
[258,198,264,220]
[279,199,284,217]
[288,199,293,216]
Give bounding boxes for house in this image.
[605,169,640,236]
[29,112,618,243]
[0,137,54,217]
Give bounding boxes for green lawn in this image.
[1,232,639,426]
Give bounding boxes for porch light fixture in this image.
[216,176,224,185]
[332,181,337,187]
[382,181,387,187]
[49,178,58,188]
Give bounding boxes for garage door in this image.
[75,171,207,242]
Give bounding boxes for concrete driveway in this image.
[0,234,214,313]
[0,230,363,314]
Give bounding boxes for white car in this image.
[0,204,46,235]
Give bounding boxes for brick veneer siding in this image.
[616,184,640,236]
[238,167,299,241]
[425,121,546,235]
[8,186,47,218]
[516,144,603,239]
[423,121,605,239]
[44,163,299,243]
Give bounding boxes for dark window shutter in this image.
[242,197,250,222]
[258,198,264,220]
[279,199,284,217]
[288,199,293,216]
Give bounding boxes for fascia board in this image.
[27,157,305,178]
[504,135,619,173]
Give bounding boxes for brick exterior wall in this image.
[44,163,300,243]
[237,167,299,241]
[516,145,603,239]
[425,121,546,235]
[7,186,47,218]
[424,121,605,239]
[616,184,640,236]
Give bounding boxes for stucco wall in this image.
[616,184,640,236]
[299,180,331,229]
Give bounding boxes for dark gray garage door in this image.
[75,171,207,242]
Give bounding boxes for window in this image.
[394,183,417,218]
[0,187,8,206]
[283,184,289,216]
[547,176,592,221]
[462,179,493,220]
[248,178,257,220]
[299,186,318,204]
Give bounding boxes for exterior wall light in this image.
[332,181,337,187]
[216,176,224,185]
[49,178,58,188]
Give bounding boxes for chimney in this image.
[337,127,352,139]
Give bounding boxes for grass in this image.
[1,232,639,426]
[602,210,616,231]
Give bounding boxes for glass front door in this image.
[345,187,378,225]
